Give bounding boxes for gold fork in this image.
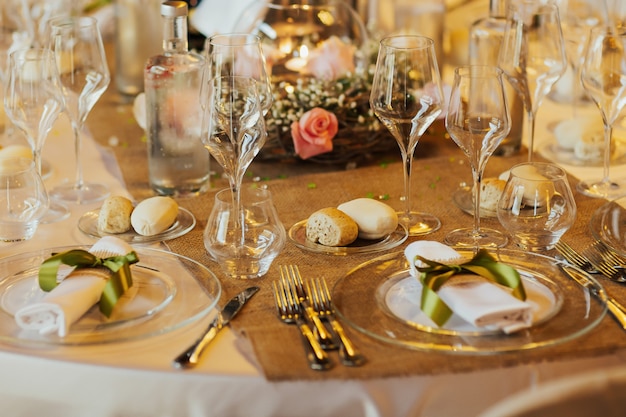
[583,241,626,283]
[272,279,333,371]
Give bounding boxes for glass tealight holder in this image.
[497,162,576,251]
[0,157,49,241]
[203,187,286,279]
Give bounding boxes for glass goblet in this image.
[369,35,444,236]
[499,0,567,161]
[444,65,511,248]
[3,47,68,223]
[577,26,626,199]
[202,76,267,255]
[47,15,111,204]
[497,162,576,251]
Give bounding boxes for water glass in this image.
[203,187,286,279]
[0,157,48,241]
[497,162,576,251]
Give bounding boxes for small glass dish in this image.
[590,196,626,257]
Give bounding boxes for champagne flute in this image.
[369,35,444,236]
[577,25,626,199]
[499,0,567,161]
[47,15,111,204]
[3,47,68,222]
[203,33,273,116]
[444,65,511,248]
[202,76,267,261]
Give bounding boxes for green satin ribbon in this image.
[413,249,527,326]
[38,249,139,317]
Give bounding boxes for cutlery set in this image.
[272,265,366,370]
[556,241,626,329]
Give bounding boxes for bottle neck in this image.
[163,15,188,53]
[489,0,508,18]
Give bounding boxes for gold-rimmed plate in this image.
[332,248,607,353]
[0,246,221,346]
[288,220,408,255]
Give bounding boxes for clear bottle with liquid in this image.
[469,0,523,157]
[144,1,211,196]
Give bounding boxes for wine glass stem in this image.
[229,178,245,248]
[602,123,613,185]
[526,109,537,162]
[71,122,84,191]
[472,169,482,237]
[401,151,413,223]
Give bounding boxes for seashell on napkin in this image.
[404,241,532,334]
[14,236,134,337]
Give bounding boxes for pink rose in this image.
[304,36,356,80]
[291,107,338,159]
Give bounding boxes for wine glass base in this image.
[51,182,110,205]
[398,211,441,236]
[576,178,626,200]
[444,227,508,249]
[40,201,71,224]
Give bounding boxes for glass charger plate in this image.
[288,219,408,255]
[589,197,626,257]
[332,249,607,354]
[452,186,496,218]
[0,246,221,345]
[78,207,196,243]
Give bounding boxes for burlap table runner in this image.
[109,128,626,381]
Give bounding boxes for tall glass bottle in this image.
[469,0,523,157]
[144,1,211,196]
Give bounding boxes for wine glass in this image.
[369,35,444,236]
[3,47,68,222]
[47,15,111,204]
[444,66,511,248]
[499,0,567,161]
[201,75,267,275]
[203,33,273,116]
[577,26,626,199]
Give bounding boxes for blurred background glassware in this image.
[577,25,626,199]
[444,65,511,248]
[21,0,73,47]
[47,15,111,204]
[469,0,523,157]
[203,187,286,279]
[114,0,163,98]
[144,1,210,197]
[370,35,444,236]
[3,47,68,223]
[498,0,567,161]
[497,162,576,252]
[0,157,49,241]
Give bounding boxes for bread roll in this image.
[478,178,506,213]
[305,207,358,247]
[131,196,179,236]
[337,198,398,239]
[98,196,134,234]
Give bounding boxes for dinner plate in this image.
[332,248,607,354]
[589,197,626,257]
[288,219,408,255]
[452,186,497,218]
[0,246,221,345]
[78,207,196,243]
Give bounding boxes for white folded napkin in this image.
[404,241,532,334]
[14,236,134,337]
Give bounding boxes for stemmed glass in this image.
[499,0,567,161]
[444,65,511,248]
[47,15,111,204]
[3,47,68,222]
[577,26,626,199]
[369,35,444,236]
[203,33,273,116]
[202,76,267,256]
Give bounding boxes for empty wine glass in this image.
[201,76,268,276]
[47,15,111,204]
[444,65,511,248]
[369,35,444,236]
[499,0,567,161]
[3,47,68,222]
[577,25,626,199]
[203,33,273,116]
